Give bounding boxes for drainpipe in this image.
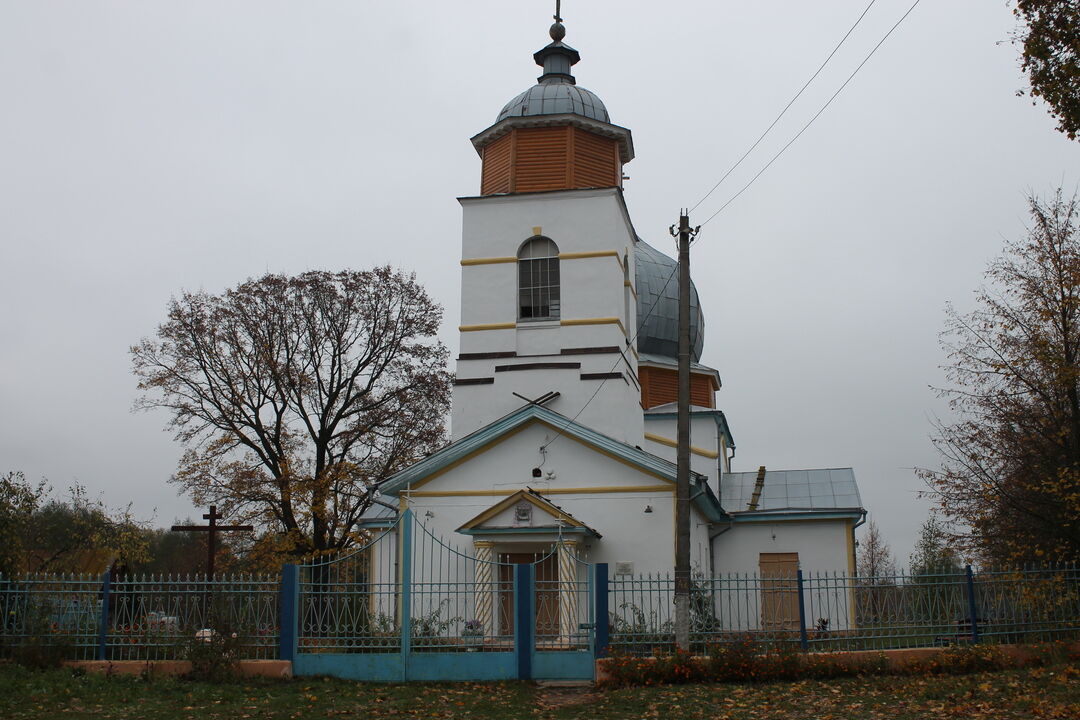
[851,509,867,573]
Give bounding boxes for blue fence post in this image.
[593,563,609,659]
[96,570,111,661]
[515,563,534,680]
[964,564,980,644]
[400,509,413,682]
[796,569,809,651]
[279,564,299,662]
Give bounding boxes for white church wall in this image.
[642,414,721,490]
[458,188,635,259]
[450,362,644,443]
[710,519,856,632]
[452,188,642,442]
[394,422,712,577]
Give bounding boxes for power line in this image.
[699,0,923,228]
[689,0,880,214]
[540,259,681,452]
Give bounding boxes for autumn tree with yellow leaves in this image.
[132,268,451,557]
[921,190,1080,564]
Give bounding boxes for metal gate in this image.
[284,510,605,681]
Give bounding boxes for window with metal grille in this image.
[518,236,560,320]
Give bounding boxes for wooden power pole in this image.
[671,209,698,649]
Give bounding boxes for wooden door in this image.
[759,552,800,631]
[498,553,558,638]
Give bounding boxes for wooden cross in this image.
[171,505,253,577]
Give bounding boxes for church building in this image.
[366,16,866,628]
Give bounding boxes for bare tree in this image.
[855,519,898,626]
[132,268,451,555]
[857,520,896,579]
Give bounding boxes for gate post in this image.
[399,509,414,681]
[279,564,299,661]
[96,570,111,661]
[515,563,534,680]
[796,569,809,650]
[593,563,609,658]
[964,565,980,644]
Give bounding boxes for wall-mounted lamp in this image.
[424,510,435,519]
[643,505,653,514]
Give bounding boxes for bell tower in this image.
[450,14,643,444]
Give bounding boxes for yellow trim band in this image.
[459,322,516,332]
[559,250,618,261]
[460,256,517,266]
[643,432,720,459]
[560,317,627,337]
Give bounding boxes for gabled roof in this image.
[379,402,726,522]
[382,402,693,495]
[457,488,601,538]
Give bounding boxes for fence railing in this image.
[0,572,280,661]
[608,565,1080,655]
[3,564,1080,663]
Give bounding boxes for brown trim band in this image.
[453,377,495,386]
[494,362,582,372]
[561,346,621,356]
[581,372,626,383]
[457,351,517,360]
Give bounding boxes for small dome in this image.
[497,83,610,123]
[635,239,705,362]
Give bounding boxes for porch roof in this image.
[456,488,602,539]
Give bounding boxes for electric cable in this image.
[540,259,681,452]
[698,0,922,228]
[689,0,880,214]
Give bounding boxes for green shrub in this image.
[183,629,242,683]
[7,602,79,670]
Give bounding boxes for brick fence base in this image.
[63,660,292,679]
[594,642,1080,685]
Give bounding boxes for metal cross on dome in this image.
[554,0,562,23]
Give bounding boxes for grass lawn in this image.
[0,661,1077,719]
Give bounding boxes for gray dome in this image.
[635,239,705,362]
[497,82,610,123]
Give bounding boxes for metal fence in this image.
[609,565,1080,654]
[0,571,279,661]
[108,573,279,660]
[0,573,103,660]
[4,563,1080,664]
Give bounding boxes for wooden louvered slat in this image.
[481,134,513,194]
[478,124,623,195]
[639,366,715,409]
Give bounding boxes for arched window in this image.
[518,236,560,320]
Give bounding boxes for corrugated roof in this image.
[357,501,397,526]
[721,468,862,512]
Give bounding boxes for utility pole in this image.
[670,209,698,649]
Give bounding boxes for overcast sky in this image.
[2,1,1077,565]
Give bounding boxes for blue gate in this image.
[283,509,606,681]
